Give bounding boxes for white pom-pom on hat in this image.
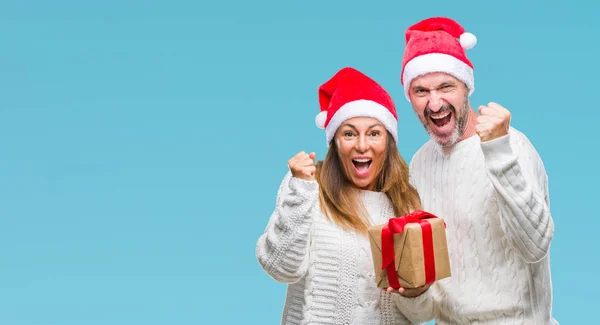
[315,110,327,129]
[460,32,477,50]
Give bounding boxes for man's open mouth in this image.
[430,110,452,127]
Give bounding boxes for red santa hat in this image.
[400,17,477,101]
[315,67,398,146]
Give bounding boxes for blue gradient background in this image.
[0,0,597,324]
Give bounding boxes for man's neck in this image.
[442,106,478,155]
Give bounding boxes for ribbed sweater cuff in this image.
[393,290,433,322]
[289,176,318,197]
[480,134,517,173]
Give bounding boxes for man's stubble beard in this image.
[417,95,469,148]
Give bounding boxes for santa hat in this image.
[315,67,398,146]
[400,17,477,101]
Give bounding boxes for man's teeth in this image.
[431,111,451,120]
[353,158,371,163]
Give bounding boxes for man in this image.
[389,17,558,324]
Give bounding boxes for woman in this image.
[256,67,424,325]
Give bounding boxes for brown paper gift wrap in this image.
[368,210,451,289]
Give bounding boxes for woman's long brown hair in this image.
[315,133,422,234]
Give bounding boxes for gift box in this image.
[368,210,451,289]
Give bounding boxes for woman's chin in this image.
[350,177,376,191]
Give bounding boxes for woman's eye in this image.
[370,131,380,136]
[344,132,354,137]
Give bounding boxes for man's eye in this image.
[414,89,427,96]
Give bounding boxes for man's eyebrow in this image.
[438,81,456,87]
[412,81,457,91]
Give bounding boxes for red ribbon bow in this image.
[381,210,444,289]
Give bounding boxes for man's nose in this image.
[428,91,444,112]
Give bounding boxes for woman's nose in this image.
[355,135,368,152]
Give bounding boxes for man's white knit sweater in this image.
[256,172,412,325]
[394,128,558,325]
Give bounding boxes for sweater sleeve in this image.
[392,290,435,324]
[393,161,435,324]
[480,130,555,263]
[255,171,320,283]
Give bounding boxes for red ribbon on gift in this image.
[381,210,445,289]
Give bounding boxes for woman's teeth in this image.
[352,159,372,173]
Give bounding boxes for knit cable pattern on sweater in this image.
[394,128,558,325]
[256,172,412,325]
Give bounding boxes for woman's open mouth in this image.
[352,158,372,177]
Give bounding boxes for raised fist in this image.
[476,102,511,142]
[288,151,316,181]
